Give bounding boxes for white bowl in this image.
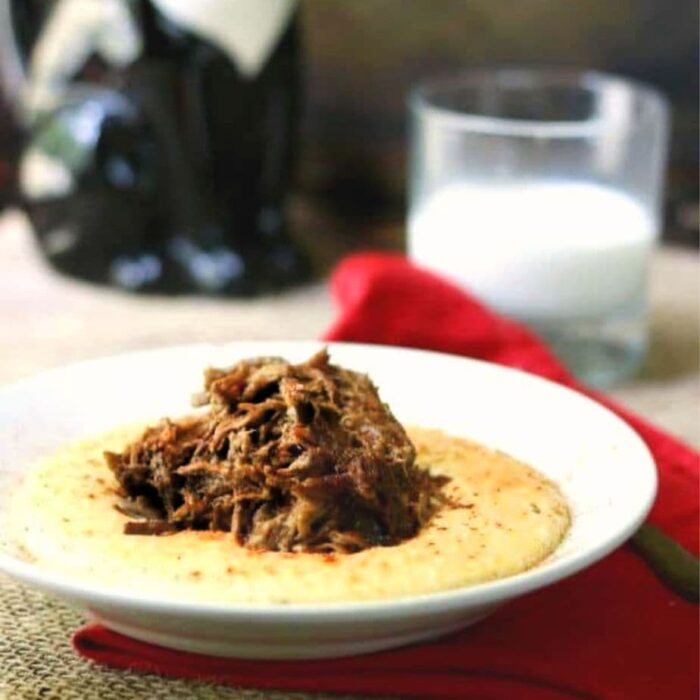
[0,342,656,659]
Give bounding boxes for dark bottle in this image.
[1,0,309,295]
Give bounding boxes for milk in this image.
[408,182,657,321]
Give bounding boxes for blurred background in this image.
[1,0,698,264]
[0,0,695,475]
[0,0,696,418]
[296,0,698,258]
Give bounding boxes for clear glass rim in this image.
[409,67,669,138]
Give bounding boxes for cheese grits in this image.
[7,351,570,603]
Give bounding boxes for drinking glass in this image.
[408,68,669,387]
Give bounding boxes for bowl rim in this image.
[0,340,657,620]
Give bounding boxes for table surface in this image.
[0,210,698,699]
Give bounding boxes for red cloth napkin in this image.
[74,253,699,699]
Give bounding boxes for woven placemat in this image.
[0,573,354,700]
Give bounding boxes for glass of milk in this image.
[408,69,669,386]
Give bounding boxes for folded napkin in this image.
[75,253,699,699]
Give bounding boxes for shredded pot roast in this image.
[105,349,446,553]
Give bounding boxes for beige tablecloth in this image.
[0,210,697,699]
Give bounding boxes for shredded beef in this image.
[105,348,446,553]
